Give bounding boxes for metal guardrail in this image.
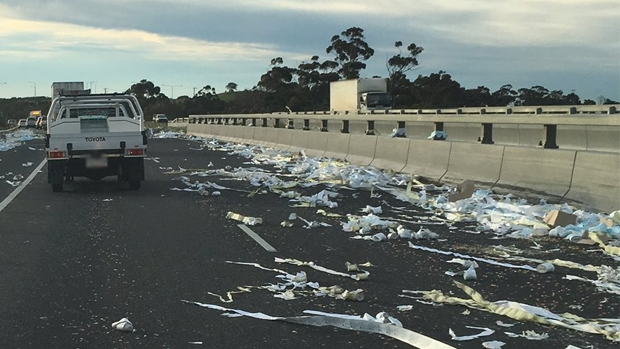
[187,105,620,149]
[189,105,619,125]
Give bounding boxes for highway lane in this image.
[0,136,417,348]
[0,134,617,349]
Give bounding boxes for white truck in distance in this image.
[51,81,86,99]
[45,92,148,192]
[329,78,392,113]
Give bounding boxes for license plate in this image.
[86,157,108,168]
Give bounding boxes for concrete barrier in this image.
[497,146,576,197]
[252,127,280,147]
[565,151,620,212]
[346,135,376,166]
[370,137,410,173]
[405,122,435,140]
[557,125,587,150]
[493,124,521,145]
[185,123,617,212]
[401,139,451,180]
[373,120,398,136]
[303,131,329,158]
[444,123,479,142]
[347,120,369,134]
[217,125,237,142]
[289,129,311,151]
[441,143,504,185]
[586,126,620,152]
[274,129,293,150]
[517,124,542,147]
[187,124,218,139]
[323,133,351,160]
[237,126,255,143]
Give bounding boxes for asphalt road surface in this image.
[0,132,617,349]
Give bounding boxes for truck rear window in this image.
[69,107,127,118]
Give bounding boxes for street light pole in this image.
[28,81,36,97]
[87,81,97,93]
[162,84,183,99]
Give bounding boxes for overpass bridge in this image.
[178,104,620,213]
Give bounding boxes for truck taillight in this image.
[126,148,145,156]
[48,151,66,159]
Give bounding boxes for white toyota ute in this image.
[45,93,148,192]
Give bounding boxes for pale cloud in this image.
[0,1,616,99]
[2,1,617,48]
[193,0,619,47]
[0,16,293,63]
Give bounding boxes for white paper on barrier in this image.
[408,242,537,271]
[182,300,457,349]
[448,326,494,341]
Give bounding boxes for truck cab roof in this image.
[48,94,144,121]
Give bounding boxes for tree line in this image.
[129,26,618,119]
[1,26,618,123]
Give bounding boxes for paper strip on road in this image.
[408,242,537,271]
[182,300,456,349]
[237,224,277,252]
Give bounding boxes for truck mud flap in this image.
[47,160,66,184]
[120,158,145,182]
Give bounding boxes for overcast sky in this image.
[0,0,618,102]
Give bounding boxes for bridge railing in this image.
[187,104,620,150]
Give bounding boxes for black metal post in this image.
[432,122,446,140]
[320,120,328,132]
[365,120,375,135]
[543,124,559,149]
[395,121,406,137]
[480,123,494,144]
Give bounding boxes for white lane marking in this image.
[0,158,47,213]
[237,224,277,252]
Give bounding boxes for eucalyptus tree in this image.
[386,40,424,107]
[325,27,374,79]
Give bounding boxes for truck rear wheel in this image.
[52,183,63,192]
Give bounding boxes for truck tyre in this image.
[52,183,63,192]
